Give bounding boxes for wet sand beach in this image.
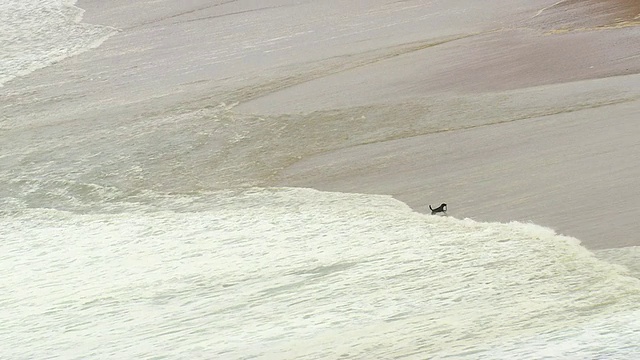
[3,0,640,250]
[247,0,640,249]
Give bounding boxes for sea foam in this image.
[1,187,639,359]
[0,0,117,86]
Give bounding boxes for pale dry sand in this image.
[3,0,639,249]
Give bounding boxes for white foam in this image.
[596,246,640,278]
[1,188,639,359]
[0,0,117,86]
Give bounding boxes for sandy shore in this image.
[238,0,640,249]
[272,88,640,249]
[4,0,640,249]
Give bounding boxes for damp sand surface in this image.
[3,0,640,251]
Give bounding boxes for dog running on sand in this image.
[429,203,447,215]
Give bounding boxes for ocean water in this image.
[0,0,116,86]
[1,187,640,359]
[2,1,640,359]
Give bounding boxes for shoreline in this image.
[4,0,640,251]
[271,88,640,250]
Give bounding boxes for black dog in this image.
[429,203,447,215]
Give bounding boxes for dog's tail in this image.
[429,205,434,211]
